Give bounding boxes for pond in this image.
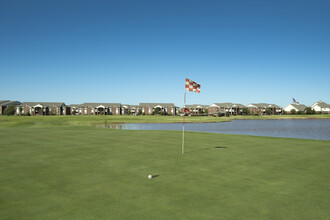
[101,119,330,141]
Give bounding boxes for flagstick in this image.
[182,91,186,154]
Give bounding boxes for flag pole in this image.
[182,90,186,154]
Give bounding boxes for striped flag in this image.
[185,78,201,93]
[182,78,201,154]
[293,98,297,104]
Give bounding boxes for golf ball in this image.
[148,175,152,179]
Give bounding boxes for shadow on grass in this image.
[151,175,160,178]
[186,146,227,153]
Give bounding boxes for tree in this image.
[205,109,208,115]
[19,106,23,115]
[265,108,272,115]
[290,109,296,114]
[241,107,250,115]
[127,110,132,115]
[305,107,315,115]
[4,105,16,116]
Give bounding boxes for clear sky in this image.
[1,0,329,107]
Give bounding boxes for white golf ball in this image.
[148,175,152,179]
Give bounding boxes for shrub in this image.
[297,111,304,115]
[3,105,16,116]
[290,109,296,114]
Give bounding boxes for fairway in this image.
[0,119,329,219]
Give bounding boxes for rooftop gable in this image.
[290,103,307,111]
[212,103,246,108]
[248,103,282,108]
[185,104,208,109]
[82,103,121,108]
[311,101,330,108]
[20,102,65,107]
[139,103,176,108]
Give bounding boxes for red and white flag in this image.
[185,78,201,93]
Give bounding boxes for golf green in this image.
[0,121,329,219]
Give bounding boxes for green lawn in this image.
[0,117,329,219]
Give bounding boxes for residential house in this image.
[19,102,68,115]
[0,100,21,115]
[284,103,307,113]
[247,103,283,115]
[128,105,141,115]
[68,104,83,115]
[207,103,246,115]
[184,104,209,115]
[139,103,179,115]
[81,103,121,115]
[310,101,330,114]
[121,104,130,115]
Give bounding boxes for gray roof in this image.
[185,104,209,109]
[0,100,21,106]
[212,103,246,108]
[82,103,121,108]
[68,104,83,108]
[0,100,9,105]
[127,105,140,109]
[291,104,307,111]
[313,101,330,108]
[139,103,176,108]
[248,103,282,108]
[20,102,65,107]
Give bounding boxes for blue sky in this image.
[1,0,329,107]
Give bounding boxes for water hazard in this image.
[99,119,330,141]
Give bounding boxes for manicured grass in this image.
[0,115,231,127]
[0,121,329,219]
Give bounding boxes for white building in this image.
[284,103,307,113]
[311,101,330,113]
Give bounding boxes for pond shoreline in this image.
[97,117,330,127]
[98,119,330,141]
